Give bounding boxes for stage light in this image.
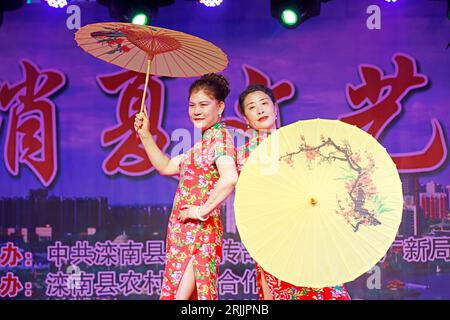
[45,0,68,8]
[131,12,148,25]
[271,0,332,29]
[97,0,175,22]
[199,0,223,7]
[280,8,299,27]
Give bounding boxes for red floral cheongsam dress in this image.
[160,122,235,300]
[236,129,350,300]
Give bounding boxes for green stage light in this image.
[131,13,148,25]
[280,8,299,27]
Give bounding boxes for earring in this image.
[247,123,250,129]
[218,113,222,118]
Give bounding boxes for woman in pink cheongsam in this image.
[236,84,350,300]
[134,74,238,300]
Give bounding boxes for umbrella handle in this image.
[140,59,152,114]
[136,58,152,143]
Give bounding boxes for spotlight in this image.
[131,12,148,25]
[280,8,299,27]
[271,0,332,28]
[97,0,175,23]
[44,0,68,8]
[200,0,223,7]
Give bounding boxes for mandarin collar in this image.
[202,121,223,139]
[249,128,274,145]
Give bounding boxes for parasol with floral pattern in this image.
[75,22,228,114]
[234,119,403,288]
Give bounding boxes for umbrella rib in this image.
[121,46,143,70]
[161,53,173,76]
[170,50,207,75]
[278,133,309,191]
[77,40,113,46]
[179,45,227,66]
[313,202,338,287]
[243,206,296,256]
[91,43,130,59]
[166,51,189,77]
[177,36,215,47]
[107,40,138,64]
[181,42,223,57]
[176,47,222,73]
[314,204,333,288]
[319,205,354,286]
[75,36,100,40]
[317,197,349,287]
[268,205,307,285]
[289,199,316,286]
[242,142,305,194]
[82,42,114,53]
[179,41,219,54]
[236,193,299,221]
[175,49,211,74]
[333,219,380,282]
[240,167,301,200]
[89,49,118,59]
[175,34,210,42]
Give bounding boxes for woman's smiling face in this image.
[188,89,224,130]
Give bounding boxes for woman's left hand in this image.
[178,205,206,222]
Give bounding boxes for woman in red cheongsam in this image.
[236,84,350,300]
[134,74,238,300]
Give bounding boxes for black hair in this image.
[238,84,276,115]
[189,73,230,102]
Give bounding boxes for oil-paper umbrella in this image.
[234,119,403,288]
[75,22,228,114]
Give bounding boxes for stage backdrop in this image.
[0,0,449,299]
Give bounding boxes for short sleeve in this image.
[210,128,236,164]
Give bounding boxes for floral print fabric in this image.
[160,122,235,300]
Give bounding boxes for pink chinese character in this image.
[222,239,242,265]
[143,240,165,264]
[218,269,241,296]
[240,269,257,295]
[95,271,119,297]
[142,270,164,296]
[45,272,70,298]
[119,270,143,296]
[403,236,431,262]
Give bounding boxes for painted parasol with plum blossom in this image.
[234,119,403,288]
